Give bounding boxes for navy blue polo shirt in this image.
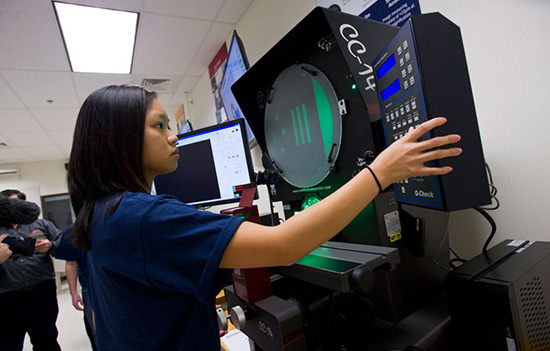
[86,192,243,350]
[55,227,88,289]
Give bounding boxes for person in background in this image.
[0,189,63,351]
[55,226,97,350]
[67,85,462,350]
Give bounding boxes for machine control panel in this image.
[373,13,491,211]
[374,23,443,209]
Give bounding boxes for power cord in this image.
[447,162,500,267]
[479,163,500,210]
[431,212,452,273]
[473,206,497,256]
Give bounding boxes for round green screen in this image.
[265,64,342,188]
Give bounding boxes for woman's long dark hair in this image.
[67,85,157,251]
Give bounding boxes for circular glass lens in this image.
[265,63,342,188]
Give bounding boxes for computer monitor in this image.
[220,30,257,148]
[153,119,256,207]
[179,120,193,134]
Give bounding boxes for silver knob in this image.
[216,307,228,331]
[230,305,247,330]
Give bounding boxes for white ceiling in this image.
[0,0,254,165]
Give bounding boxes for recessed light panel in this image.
[53,2,138,74]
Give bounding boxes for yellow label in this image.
[389,232,402,242]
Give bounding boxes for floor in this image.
[20,284,252,351]
[23,287,93,351]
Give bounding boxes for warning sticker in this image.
[384,210,402,237]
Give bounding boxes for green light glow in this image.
[312,78,333,158]
[296,105,305,145]
[291,109,299,147]
[302,196,321,210]
[301,104,311,143]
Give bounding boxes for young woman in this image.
[67,85,461,350]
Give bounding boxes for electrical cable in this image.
[473,206,497,256]
[431,212,452,273]
[448,247,467,269]
[479,163,500,210]
[449,247,460,259]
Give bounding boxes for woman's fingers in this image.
[418,134,461,150]
[405,117,448,141]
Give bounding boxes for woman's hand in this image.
[369,117,462,189]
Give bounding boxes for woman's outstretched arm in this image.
[220,117,461,269]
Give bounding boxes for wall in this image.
[0,160,68,196]
[187,0,550,259]
[420,0,550,258]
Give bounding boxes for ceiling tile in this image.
[58,143,72,157]
[48,130,75,146]
[142,0,225,20]
[156,93,175,109]
[31,108,79,131]
[0,147,34,163]
[3,131,56,148]
[1,70,80,108]
[0,135,15,147]
[0,75,25,108]
[23,145,66,160]
[132,13,211,76]
[72,73,133,104]
[0,109,43,132]
[0,1,69,71]
[216,0,253,23]
[186,22,234,76]
[170,76,200,105]
[57,0,144,12]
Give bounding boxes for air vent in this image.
[141,78,171,91]
[520,276,550,350]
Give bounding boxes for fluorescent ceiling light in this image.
[53,2,139,74]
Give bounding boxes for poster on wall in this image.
[316,0,421,27]
[208,43,228,124]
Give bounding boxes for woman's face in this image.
[142,99,179,187]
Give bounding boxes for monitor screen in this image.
[153,119,256,207]
[179,120,193,134]
[220,30,256,147]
